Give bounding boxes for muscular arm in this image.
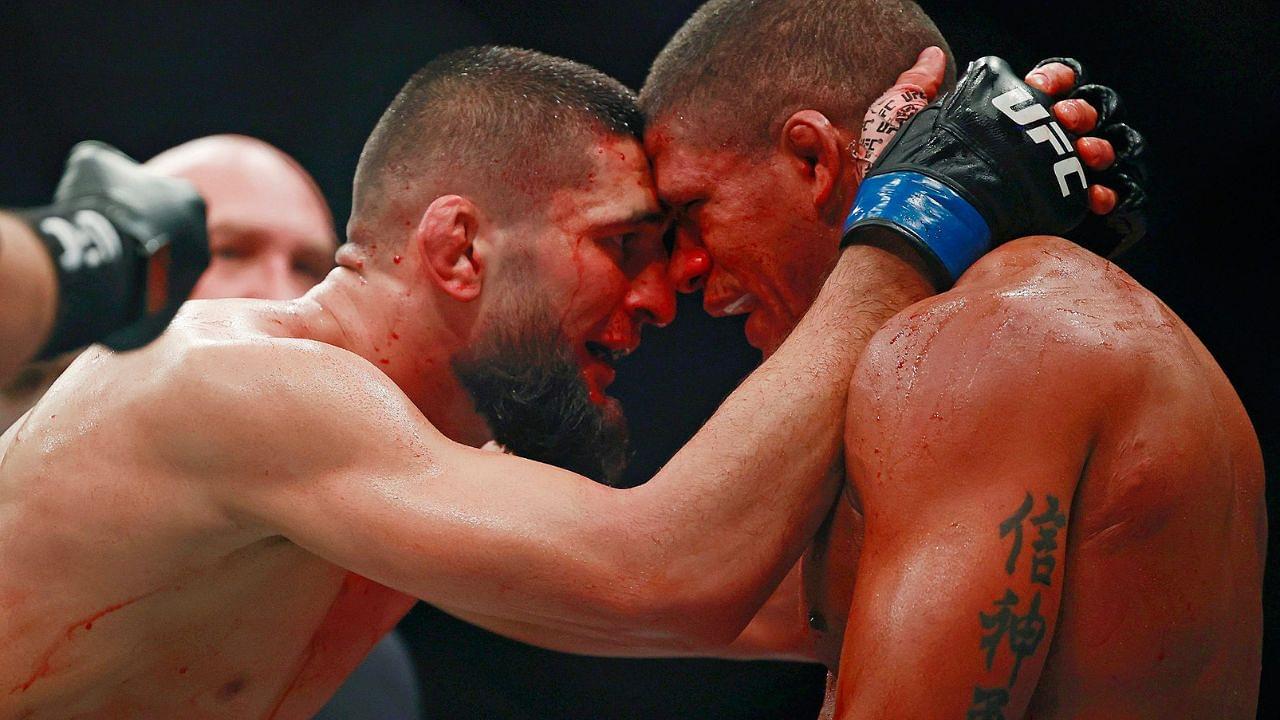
[172,244,929,655]
[832,285,1108,719]
[0,213,57,383]
[718,560,816,662]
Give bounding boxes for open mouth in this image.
[722,294,757,316]
[585,341,631,366]
[707,292,759,318]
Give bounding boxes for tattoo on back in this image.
[966,493,1066,719]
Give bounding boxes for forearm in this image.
[607,243,931,644]
[717,560,816,661]
[440,557,818,660]
[0,213,57,383]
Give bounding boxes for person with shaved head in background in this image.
[0,135,337,431]
[0,134,420,718]
[637,0,1263,717]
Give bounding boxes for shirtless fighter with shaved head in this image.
[1,36,1143,720]
[633,0,1263,717]
[1,135,420,717]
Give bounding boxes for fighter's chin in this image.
[744,310,786,358]
[580,358,618,406]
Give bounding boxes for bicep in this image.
[836,482,1076,718]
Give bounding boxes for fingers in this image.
[1107,171,1148,213]
[1053,98,1099,134]
[1025,62,1077,97]
[1070,84,1121,126]
[895,46,947,99]
[1076,136,1116,171]
[1097,122,1145,163]
[1034,56,1087,85]
[1088,185,1118,215]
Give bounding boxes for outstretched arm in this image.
[177,242,930,656]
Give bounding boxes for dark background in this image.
[2,1,1275,717]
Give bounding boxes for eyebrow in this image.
[210,221,337,249]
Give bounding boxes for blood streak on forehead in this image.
[536,135,662,337]
[549,134,659,234]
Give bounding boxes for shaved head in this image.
[350,46,644,247]
[147,134,331,220]
[147,135,337,301]
[640,0,953,152]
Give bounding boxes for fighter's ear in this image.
[415,195,483,302]
[781,110,844,212]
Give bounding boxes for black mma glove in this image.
[843,56,1148,288]
[1032,57,1148,257]
[16,141,209,358]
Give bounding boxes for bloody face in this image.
[519,133,675,403]
[646,119,844,356]
[452,133,674,483]
[452,286,632,485]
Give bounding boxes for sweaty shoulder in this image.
[855,237,1146,422]
[131,300,425,485]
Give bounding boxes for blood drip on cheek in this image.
[582,367,605,405]
[393,255,402,265]
[556,233,589,331]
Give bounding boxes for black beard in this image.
[452,316,629,486]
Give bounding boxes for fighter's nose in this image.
[669,245,711,294]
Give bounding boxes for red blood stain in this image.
[264,574,414,719]
[389,332,400,341]
[10,591,158,695]
[379,359,390,365]
[393,255,403,264]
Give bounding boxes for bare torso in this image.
[804,237,1263,718]
[0,304,415,719]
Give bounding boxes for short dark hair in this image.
[640,0,953,153]
[352,46,643,237]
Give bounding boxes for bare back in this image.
[828,237,1263,718]
[0,301,415,719]
[1021,243,1264,716]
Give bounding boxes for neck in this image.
[288,262,493,448]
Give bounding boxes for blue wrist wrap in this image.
[843,171,992,285]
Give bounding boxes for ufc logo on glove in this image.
[992,86,1087,197]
